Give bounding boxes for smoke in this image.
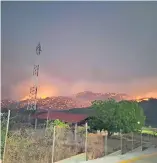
[10,70,157,100]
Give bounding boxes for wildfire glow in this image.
[11,73,157,101]
[136,97,149,102]
[135,91,157,102]
[21,85,59,101]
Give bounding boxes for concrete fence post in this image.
[74,123,77,142]
[141,128,143,151]
[52,126,56,163]
[35,118,38,130]
[104,130,108,156]
[46,109,49,130]
[132,132,134,151]
[3,110,11,163]
[120,129,123,154]
[85,122,88,161]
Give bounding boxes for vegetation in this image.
[49,119,69,128]
[88,99,145,135]
[61,98,157,128]
[2,119,103,163]
[142,127,157,136]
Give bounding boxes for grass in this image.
[4,127,84,163]
[142,127,157,136]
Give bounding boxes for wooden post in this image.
[85,122,88,161]
[51,126,56,163]
[3,110,11,163]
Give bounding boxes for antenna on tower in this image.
[27,42,42,128]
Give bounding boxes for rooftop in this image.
[32,111,88,123]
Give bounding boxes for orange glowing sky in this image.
[10,72,157,101]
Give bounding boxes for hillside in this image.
[1,96,91,110]
[1,91,132,110]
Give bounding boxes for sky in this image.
[1,1,157,100]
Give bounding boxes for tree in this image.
[118,100,145,132]
[88,99,145,135]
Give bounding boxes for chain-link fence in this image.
[53,126,86,162]
[142,127,157,150]
[121,132,141,154]
[87,129,157,158]
[107,133,121,155]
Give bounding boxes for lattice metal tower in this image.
[27,43,42,112]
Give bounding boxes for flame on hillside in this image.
[21,85,59,101]
[21,95,48,101]
[136,98,149,102]
[135,92,157,102]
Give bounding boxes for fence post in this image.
[28,113,31,123]
[141,128,143,151]
[85,122,88,161]
[104,130,108,156]
[46,109,49,130]
[52,126,56,163]
[3,110,11,163]
[132,132,134,151]
[120,129,123,154]
[35,118,38,130]
[74,123,77,142]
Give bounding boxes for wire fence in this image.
[121,132,141,154]
[1,111,157,163]
[2,117,87,163]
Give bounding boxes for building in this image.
[32,111,89,125]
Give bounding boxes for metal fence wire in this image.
[53,126,86,162]
[2,112,157,163]
[142,128,157,150]
[3,121,88,163]
[121,132,141,154]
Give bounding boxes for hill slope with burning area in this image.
[1,91,157,110]
[18,96,91,110]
